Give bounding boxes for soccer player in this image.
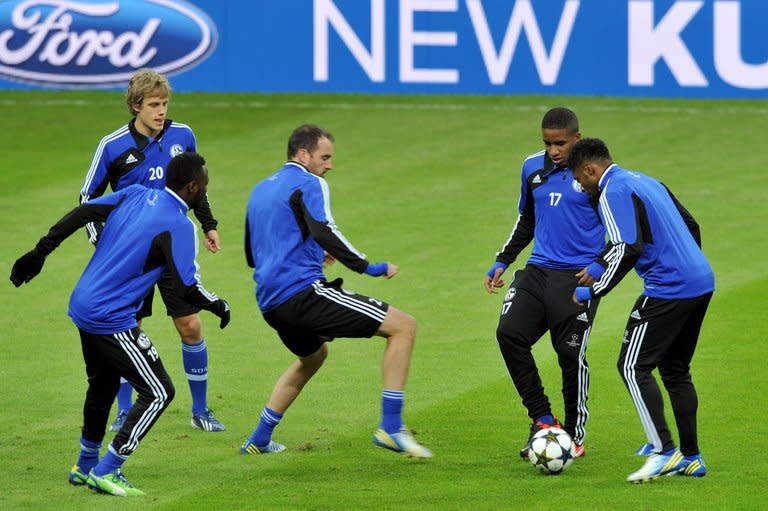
[10,152,231,496]
[569,138,714,482]
[79,69,225,432]
[240,124,432,458]
[484,108,605,459]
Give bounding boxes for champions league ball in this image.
[527,427,576,474]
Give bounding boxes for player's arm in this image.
[154,220,230,328]
[183,132,220,253]
[485,171,535,293]
[10,192,127,286]
[79,136,118,245]
[290,183,389,277]
[191,193,220,252]
[244,212,255,268]
[574,191,644,303]
[663,183,701,247]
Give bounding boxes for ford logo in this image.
[0,0,217,86]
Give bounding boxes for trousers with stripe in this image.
[79,327,175,456]
[617,292,712,456]
[495,265,599,446]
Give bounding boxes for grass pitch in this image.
[0,91,765,510]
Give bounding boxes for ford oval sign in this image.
[0,0,218,86]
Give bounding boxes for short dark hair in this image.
[568,138,612,170]
[541,107,579,133]
[166,152,206,191]
[287,124,334,160]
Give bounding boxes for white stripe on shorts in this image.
[311,281,387,322]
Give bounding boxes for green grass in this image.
[0,91,765,510]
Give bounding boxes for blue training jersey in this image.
[496,150,605,269]
[67,185,218,334]
[81,119,195,196]
[78,119,217,244]
[591,164,714,299]
[244,162,371,312]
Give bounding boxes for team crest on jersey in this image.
[170,144,184,157]
[572,179,583,193]
[504,287,516,302]
[137,332,152,349]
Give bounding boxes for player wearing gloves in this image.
[241,124,432,458]
[569,138,714,483]
[80,69,224,434]
[10,152,230,496]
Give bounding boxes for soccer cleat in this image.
[669,454,707,477]
[635,442,656,456]
[191,408,226,432]
[574,443,586,458]
[109,410,128,433]
[240,439,286,455]
[519,417,562,459]
[372,427,433,459]
[86,469,145,496]
[626,449,684,483]
[68,465,88,486]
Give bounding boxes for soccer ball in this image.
[527,427,576,474]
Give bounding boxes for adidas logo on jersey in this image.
[630,309,642,320]
[125,154,138,164]
[577,312,588,322]
[532,175,542,184]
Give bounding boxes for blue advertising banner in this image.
[0,0,766,98]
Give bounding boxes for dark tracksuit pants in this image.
[79,327,175,456]
[495,265,600,446]
[618,292,712,456]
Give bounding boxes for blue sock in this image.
[76,437,101,473]
[381,389,404,434]
[92,444,127,476]
[535,414,556,425]
[116,379,133,413]
[248,407,283,447]
[182,340,208,415]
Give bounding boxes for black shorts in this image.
[262,278,389,357]
[136,270,200,320]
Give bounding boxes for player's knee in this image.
[301,344,328,372]
[163,381,176,407]
[174,314,202,342]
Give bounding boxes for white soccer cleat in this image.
[626,449,683,483]
[372,427,433,459]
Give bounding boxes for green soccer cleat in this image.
[68,465,88,486]
[86,469,145,497]
[240,439,286,455]
[626,449,684,483]
[372,427,433,459]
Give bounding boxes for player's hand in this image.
[204,229,221,253]
[323,252,336,269]
[210,299,230,329]
[10,249,45,287]
[576,267,595,286]
[485,262,507,294]
[383,262,399,279]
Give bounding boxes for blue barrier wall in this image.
[1,0,766,98]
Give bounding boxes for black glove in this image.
[10,249,45,287]
[210,299,230,329]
